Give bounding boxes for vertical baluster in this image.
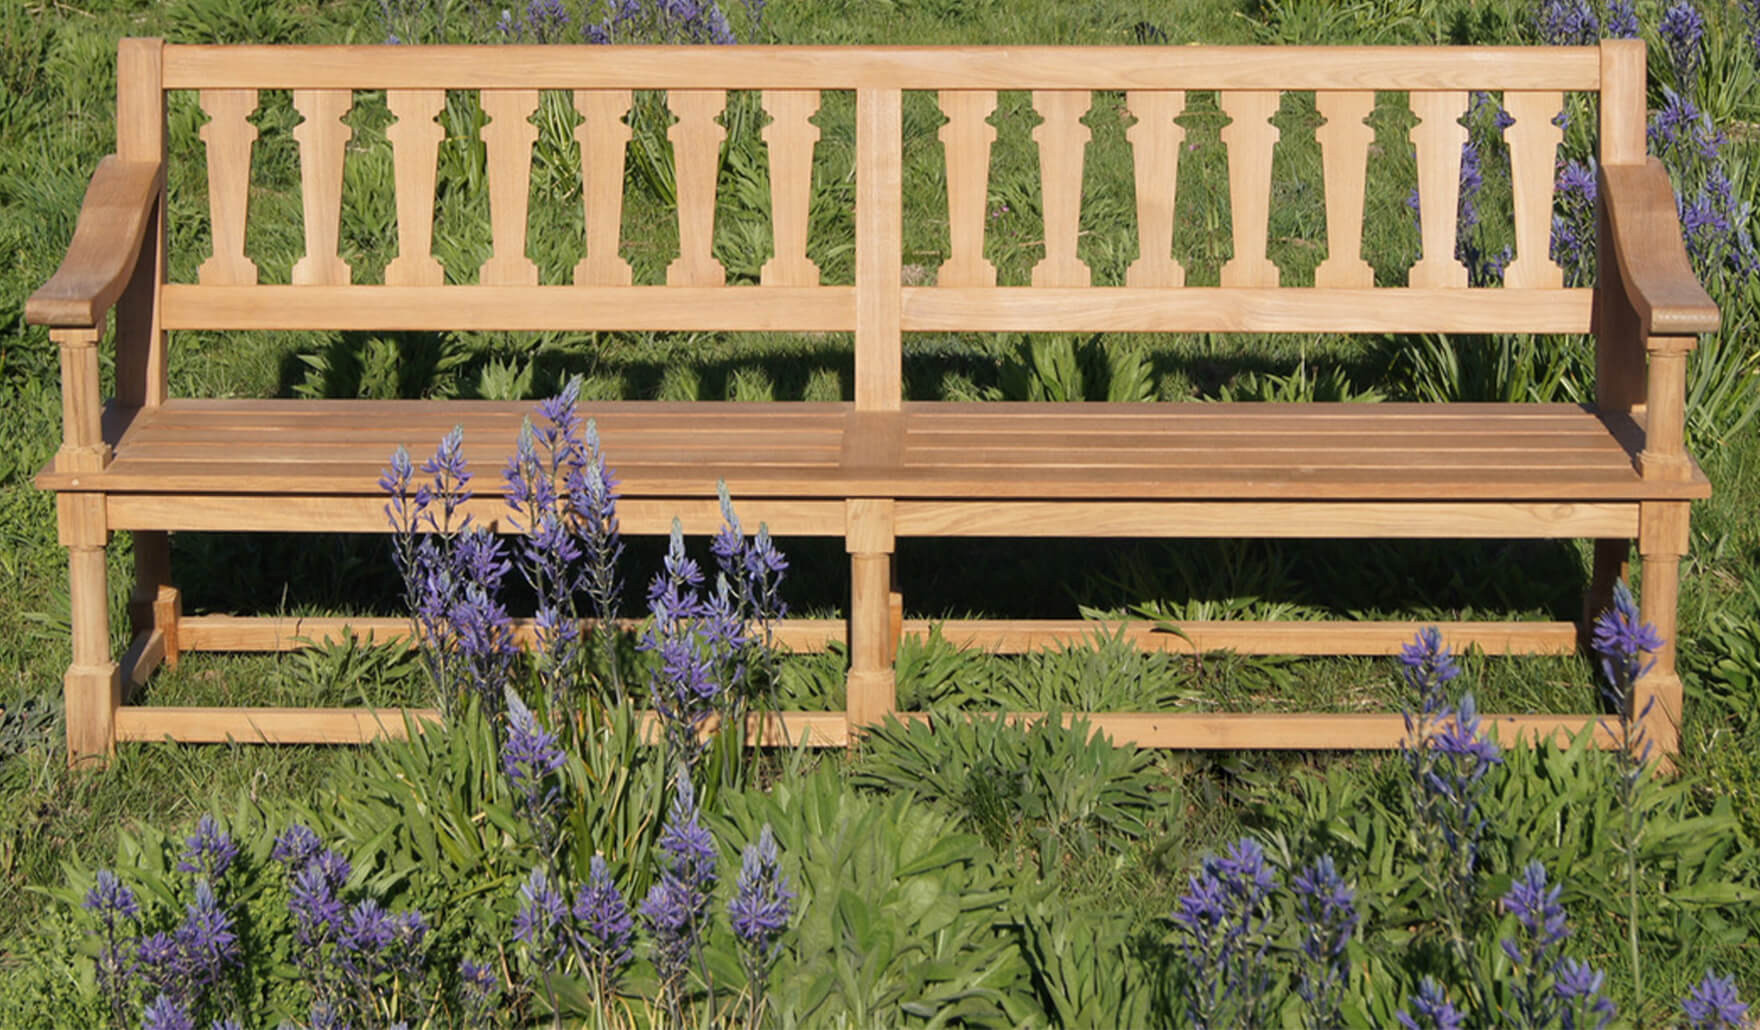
[1409,91,1469,289]
[1219,90,1281,288]
[1124,90,1186,288]
[761,90,821,287]
[1031,90,1091,288]
[855,87,902,412]
[667,90,727,286]
[574,89,634,286]
[938,89,997,288]
[1313,91,1376,288]
[385,89,445,286]
[197,89,259,285]
[291,90,353,286]
[1503,90,1565,289]
[479,89,540,286]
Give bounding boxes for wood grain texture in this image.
[855,88,902,411]
[384,89,446,286]
[479,89,541,285]
[291,89,353,285]
[760,90,821,286]
[937,89,998,287]
[1600,161,1720,336]
[1313,91,1375,287]
[1598,39,1646,164]
[115,38,168,408]
[1408,90,1469,288]
[196,89,259,285]
[1124,90,1185,287]
[1031,90,1091,287]
[114,706,850,746]
[25,159,164,327]
[162,45,1604,91]
[899,286,1593,333]
[162,284,854,330]
[1219,90,1281,287]
[1502,90,1565,289]
[666,90,727,286]
[55,329,110,474]
[574,90,635,286]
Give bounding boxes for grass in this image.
[1,0,1758,1020]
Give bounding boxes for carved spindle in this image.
[938,89,997,288]
[1031,90,1091,287]
[385,89,446,287]
[479,89,540,286]
[1219,90,1281,288]
[1124,90,1186,287]
[667,90,727,286]
[197,89,259,285]
[1313,91,1376,288]
[574,89,634,286]
[1409,90,1470,289]
[1503,91,1566,289]
[291,90,353,286]
[761,90,821,287]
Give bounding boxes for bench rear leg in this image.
[129,530,182,672]
[61,496,120,768]
[1583,538,1629,645]
[1636,501,1688,761]
[846,500,897,731]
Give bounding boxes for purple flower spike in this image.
[1397,977,1465,1030]
[1291,854,1357,1022]
[173,879,240,991]
[271,823,322,869]
[729,824,794,956]
[502,690,568,853]
[513,868,571,973]
[1684,970,1750,1029]
[178,814,238,881]
[1555,957,1616,1029]
[84,869,140,924]
[459,957,501,1029]
[575,854,635,994]
[1170,836,1279,1026]
[142,993,195,1030]
[1660,1,1707,84]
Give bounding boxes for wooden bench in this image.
[29,39,1717,765]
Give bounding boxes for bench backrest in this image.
[120,40,1648,411]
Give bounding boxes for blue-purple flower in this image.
[1660,1,1707,84]
[574,854,635,993]
[502,690,568,854]
[141,992,194,1030]
[1170,837,1278,1027]
[1683,970,1750,1028]
[514,868,572,973]
[1291,854,1358,1023]
[642,773,720,1007]
[177,815,238,882]
[1397,977,1465,1030]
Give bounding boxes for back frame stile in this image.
[25,38,1718,766]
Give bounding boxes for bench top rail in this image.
[96,40,1670,412]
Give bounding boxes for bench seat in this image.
[37,399,1709,503]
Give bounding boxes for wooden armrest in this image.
[1600,159,1720,340]
[24,157,163,329]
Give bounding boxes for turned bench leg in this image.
[1636,501,1689,761]
[61,495,120,768]
[846,499,897,730]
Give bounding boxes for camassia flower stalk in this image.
[1591,578,1664,1001]
[1399,629,1499,1007]
[514,867,571,1027]
[502,689,568,861]
[574,854,635,1013]
[640,520,748,767]
[1291,854,1358,1028]
[641,772,720,1023]
[1397,977,1465,1030]
[1683,970,1750,1029]
[84,869,141,1026]
[1170,837,1279,1028]
[728,824,794,1024]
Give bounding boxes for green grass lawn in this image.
[2,0,1759,1024]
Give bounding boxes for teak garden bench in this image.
[29,39,1716,766]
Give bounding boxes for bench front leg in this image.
[1636,500,1689,761]
[61,494,120,767]
[846,499,897,730]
